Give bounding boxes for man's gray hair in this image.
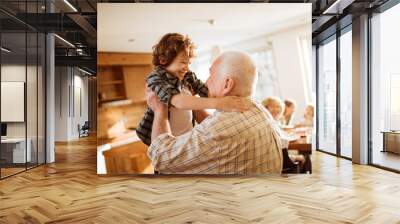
[216,51,257,97]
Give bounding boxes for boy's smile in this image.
[164,51,192,80]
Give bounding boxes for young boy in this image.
[136,33,250,145]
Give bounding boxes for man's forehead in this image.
[211,57,222,68]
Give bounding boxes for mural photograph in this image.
[97,3,313,175]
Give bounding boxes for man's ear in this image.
[222,78,235,96]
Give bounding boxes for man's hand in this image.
[146,87,171,142]
[146,87,167,114]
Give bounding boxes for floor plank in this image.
[0,136,399,223]
[372,151,400,171]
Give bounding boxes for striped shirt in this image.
[136,66,209,146]
[147,102,283,174]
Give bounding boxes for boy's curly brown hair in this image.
[152,33,196,67]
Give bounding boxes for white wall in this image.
[55,67,89,141]
[1,64,46,163]
[1,65,42,137]
[196,23,312,123]
[55,67,69,141]
[1,65,26,138]
[71,73,89,138]
[267,24,312,123]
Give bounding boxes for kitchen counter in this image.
[97,131,154,175]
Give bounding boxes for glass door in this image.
[370,3,400,171]
[339,27,353,158]
[1,30,28,178]
[317,36,337,155]
[0,1,47,179]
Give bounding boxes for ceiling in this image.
[1,0,393,74]
[1,32,45,65]
[98,3,310,53]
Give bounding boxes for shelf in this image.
[101,99,132,107]
[99,100,147,110]
[100,80,124,85]
[99,95,126,103]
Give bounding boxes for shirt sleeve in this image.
[147,73,180,107]
[183,71,209,98]
[147,118,218,174]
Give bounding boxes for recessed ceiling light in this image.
[208,19,215,26]
[322,0,353,15]
[78,67,93,76]
[54,34,75,48]
[63,0,78,12]
[128,38,135,42]
[1,47,11,53]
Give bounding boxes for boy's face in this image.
[164,51,192,80]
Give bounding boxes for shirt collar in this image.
[214,96,256,113]
[155,66,180,87]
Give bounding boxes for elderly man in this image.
[146,51,282,174]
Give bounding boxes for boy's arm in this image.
[170,94,218,110]
[171,94,252,112]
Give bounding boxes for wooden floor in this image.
[372,150,400,171]
[1,163,45,178]
[1,136,400,223]
[1,167,26,178]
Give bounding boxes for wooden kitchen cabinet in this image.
[97,52,153,139]
[97,52,153,105]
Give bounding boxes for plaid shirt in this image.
[136,66,208,146]
[148,102,283,174]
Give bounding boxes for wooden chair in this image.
[78,121,90,138]
[281,148,301,174]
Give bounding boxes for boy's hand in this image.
[216,96,252,112]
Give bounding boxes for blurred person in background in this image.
[261,97,285,121]
[262,97,305,173]
[280,99,296,126]
[295,104,314,128]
